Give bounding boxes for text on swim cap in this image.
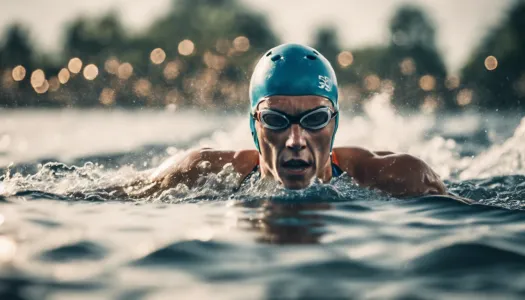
[318,75,332,92]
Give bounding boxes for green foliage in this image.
[312,26,341,66]
[380,5,449,110]
[0,24,34,69]
[312,26,359,85]
[461,1,525,110]
[308,6,450,112]
[63,12,127,63]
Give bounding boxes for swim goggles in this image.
[252,106,338,131]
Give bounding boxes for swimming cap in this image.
[249,43,339,152]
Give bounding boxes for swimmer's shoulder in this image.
[332,147,398,176]
[332,147,375,173]
[231,149,260,177]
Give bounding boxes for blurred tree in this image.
[312,26,341,66]
[0,23,34,69]
[0,24,37,108]
[380,5,449,110]
[61,13,137,107]
[351,47,388,76]
[144,0,279,107]
[461,1,525,110]
[63,12,127,62]
[149,0,277,52]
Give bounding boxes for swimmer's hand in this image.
[333,147,447,198]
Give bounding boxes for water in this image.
[2,94,525,299]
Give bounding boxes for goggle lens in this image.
[255,107,336,131]
[300,110,331,129]
[261,113,289,129]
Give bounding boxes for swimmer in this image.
[134,44,471,202]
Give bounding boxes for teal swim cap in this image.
[249,43,339,152]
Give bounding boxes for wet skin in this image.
[255,96,335,189]
[137,95,464,200]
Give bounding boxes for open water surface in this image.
[2,94,525,299]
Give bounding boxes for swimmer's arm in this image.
[333,147,446,197]
[117,149,234,198]
[148,148,258,191]
[151,149,233,189]
[114,149,257,198]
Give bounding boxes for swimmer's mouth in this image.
[281,159,312,170]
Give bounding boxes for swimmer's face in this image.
[255,95,336,189]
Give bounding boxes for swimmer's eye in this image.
[260,112,289,130]
[299,107,337,130]
[301,111,330,127]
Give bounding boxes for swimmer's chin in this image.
[279,178,312,190]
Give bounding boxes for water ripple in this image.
[409,242,525,274]
[39,241,108,262]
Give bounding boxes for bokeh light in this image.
[99,88,116,106]
[399,57,416,75]
[484,55,498,71]
[30,69,46,88]
[133,79,152,97]
[83,64,99,80]
[34,80,49,94]
[364,74,381,91]
[421,95,438,114]
[68,57,83,74]
[337,51,354,68]
[445,75,460,90]
[117,63,133,80]
[419,75,436,91]
[104,57,120,74]
[178,39,195,56]
[165,89,181,106]
[48,77,60,92]
[58,68,70,84]
[163,61,180,80]
[12,65,26,81]
[150,48,167,65]
[233,36,250,52]
[203,52,227,71]
[457,88,473,106]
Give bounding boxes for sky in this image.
[0,0,515,73]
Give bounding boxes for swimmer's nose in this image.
[285,124,307,151]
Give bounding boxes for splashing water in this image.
[460,117,525,180]
[1,92,525,207]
